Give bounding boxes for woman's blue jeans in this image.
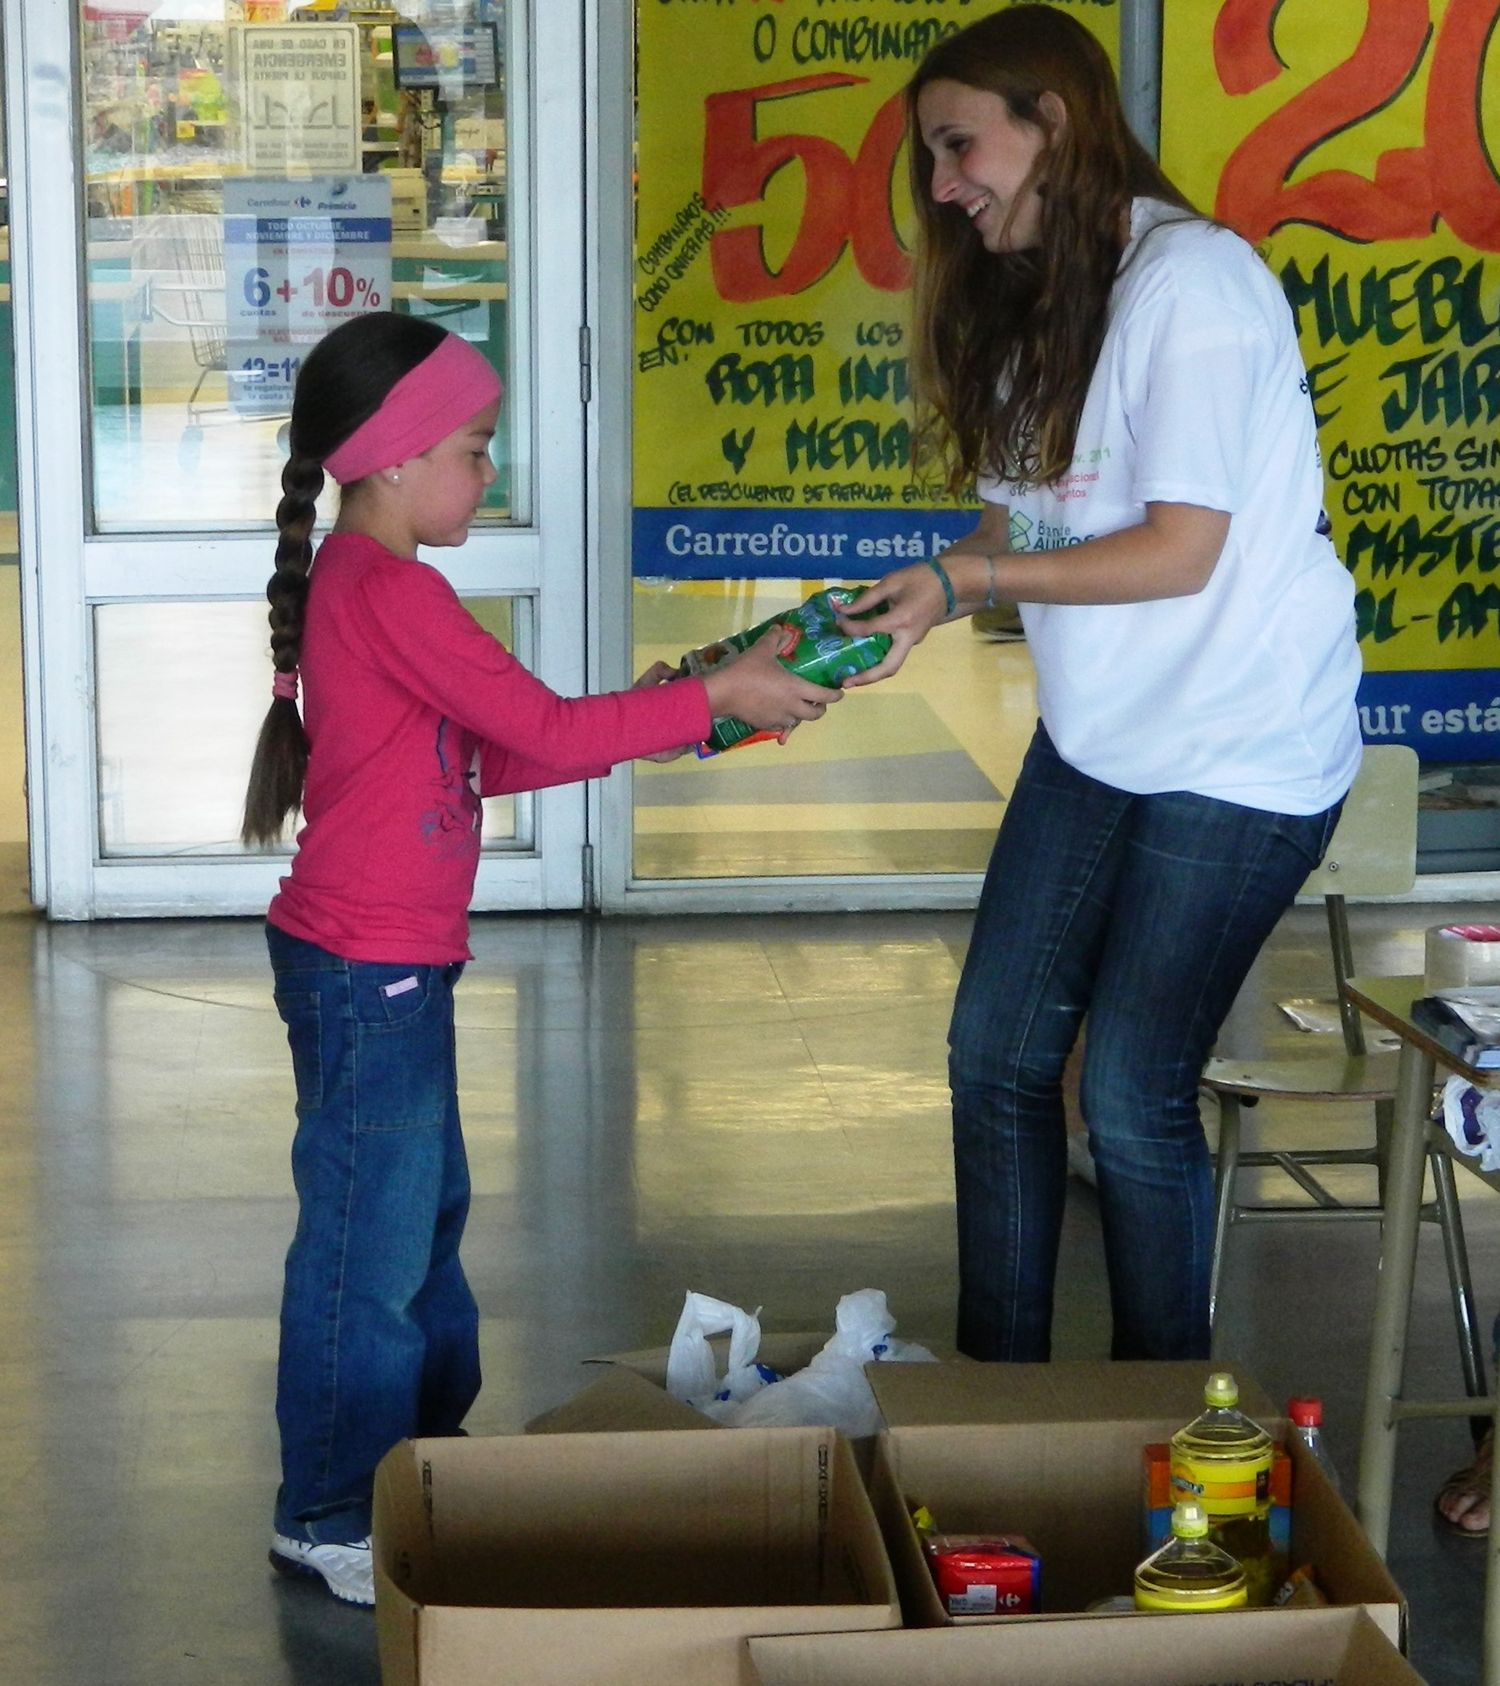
[949,726,1344,1364]
[267,925,480,1545]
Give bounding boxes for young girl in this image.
[243,311,839,1604]
[840,6,1361,1364]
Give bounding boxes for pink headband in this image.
[323,333,503,485]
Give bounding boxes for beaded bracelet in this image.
[924,555,957,617]
[985,553,999,611]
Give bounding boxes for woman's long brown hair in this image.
[906,5,1196,493]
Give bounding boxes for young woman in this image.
[840,5,1361,1364]
[243,312,839,1603]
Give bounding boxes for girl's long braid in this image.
[241,310,449,848]
[240,453,323,844]
[269,453,322,679]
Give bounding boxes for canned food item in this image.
[679,586,891,756]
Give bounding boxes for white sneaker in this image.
[269,1531,375,1606]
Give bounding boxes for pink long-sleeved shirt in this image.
[267,532,709,962]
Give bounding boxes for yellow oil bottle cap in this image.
[1205,1371,1239,1407]
[1171,1500,1210,1539]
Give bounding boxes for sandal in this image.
[1436,1425,1493,1538]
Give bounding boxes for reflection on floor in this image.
[0,899,1493,1682]
[633,580,1037,878]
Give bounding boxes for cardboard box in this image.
[524,1364,717,1435]
[869,1357,1278,1428]
[746,1605,1423,1685]
[372,1425,900,1685]
[865,1362,1405,1647]
[525,1332,927,1450]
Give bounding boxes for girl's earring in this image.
[390,471,401,485]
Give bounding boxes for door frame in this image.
[7,0,594,919]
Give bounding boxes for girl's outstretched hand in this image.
[632,659,695,762]
[702,626,843,735]
[634,660,679,689]
[834,561,949,685]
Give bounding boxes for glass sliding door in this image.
[595,0,1114,910]
[9,0,589,918]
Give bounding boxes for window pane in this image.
[80,3,517,534]
[95,596,525,857]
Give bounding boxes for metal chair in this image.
[1203,744,1486,1398]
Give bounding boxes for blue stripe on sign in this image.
[633,507,978,579]
[1357,668,1500,763]
[224,218,391,243]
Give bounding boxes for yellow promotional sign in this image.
[1164,0,1500,762]
[633,0,1119,581]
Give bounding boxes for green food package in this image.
[677,586,891,756]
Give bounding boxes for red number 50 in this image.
[1213,0,1500,251]
[702,73,910,301]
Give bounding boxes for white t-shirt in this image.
[978,198,1362,815]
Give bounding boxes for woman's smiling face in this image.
[918,78,1051,253]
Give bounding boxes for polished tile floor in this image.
[0,899,1494,1684]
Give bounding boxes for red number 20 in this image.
[1213,0,1500,251]
[702,74,910,302]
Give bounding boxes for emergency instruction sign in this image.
[235,23,361,175]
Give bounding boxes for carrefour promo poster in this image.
[1164,0,1500,762]
[632,0,1119,584]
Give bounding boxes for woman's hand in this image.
[833,560,952,685]
[632,659,696,762]
[834,506,1010,683]
[701,626,843,734]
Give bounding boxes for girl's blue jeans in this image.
[949,725,1345,1364]
[266,924,480,1545]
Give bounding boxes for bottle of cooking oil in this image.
[1170,1371,1276,1605]
[1133,1499,1248,1611]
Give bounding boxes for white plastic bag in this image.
[1442,1075,1500,1172]
[826,1286,938,1367]
[664,1291,776,1421]
[726,1289,936,1438]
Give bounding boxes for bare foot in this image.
[1437,1427,1493,1536]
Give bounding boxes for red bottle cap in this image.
[1288,1396,1323,1427]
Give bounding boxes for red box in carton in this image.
[926,1533,1040,1616]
